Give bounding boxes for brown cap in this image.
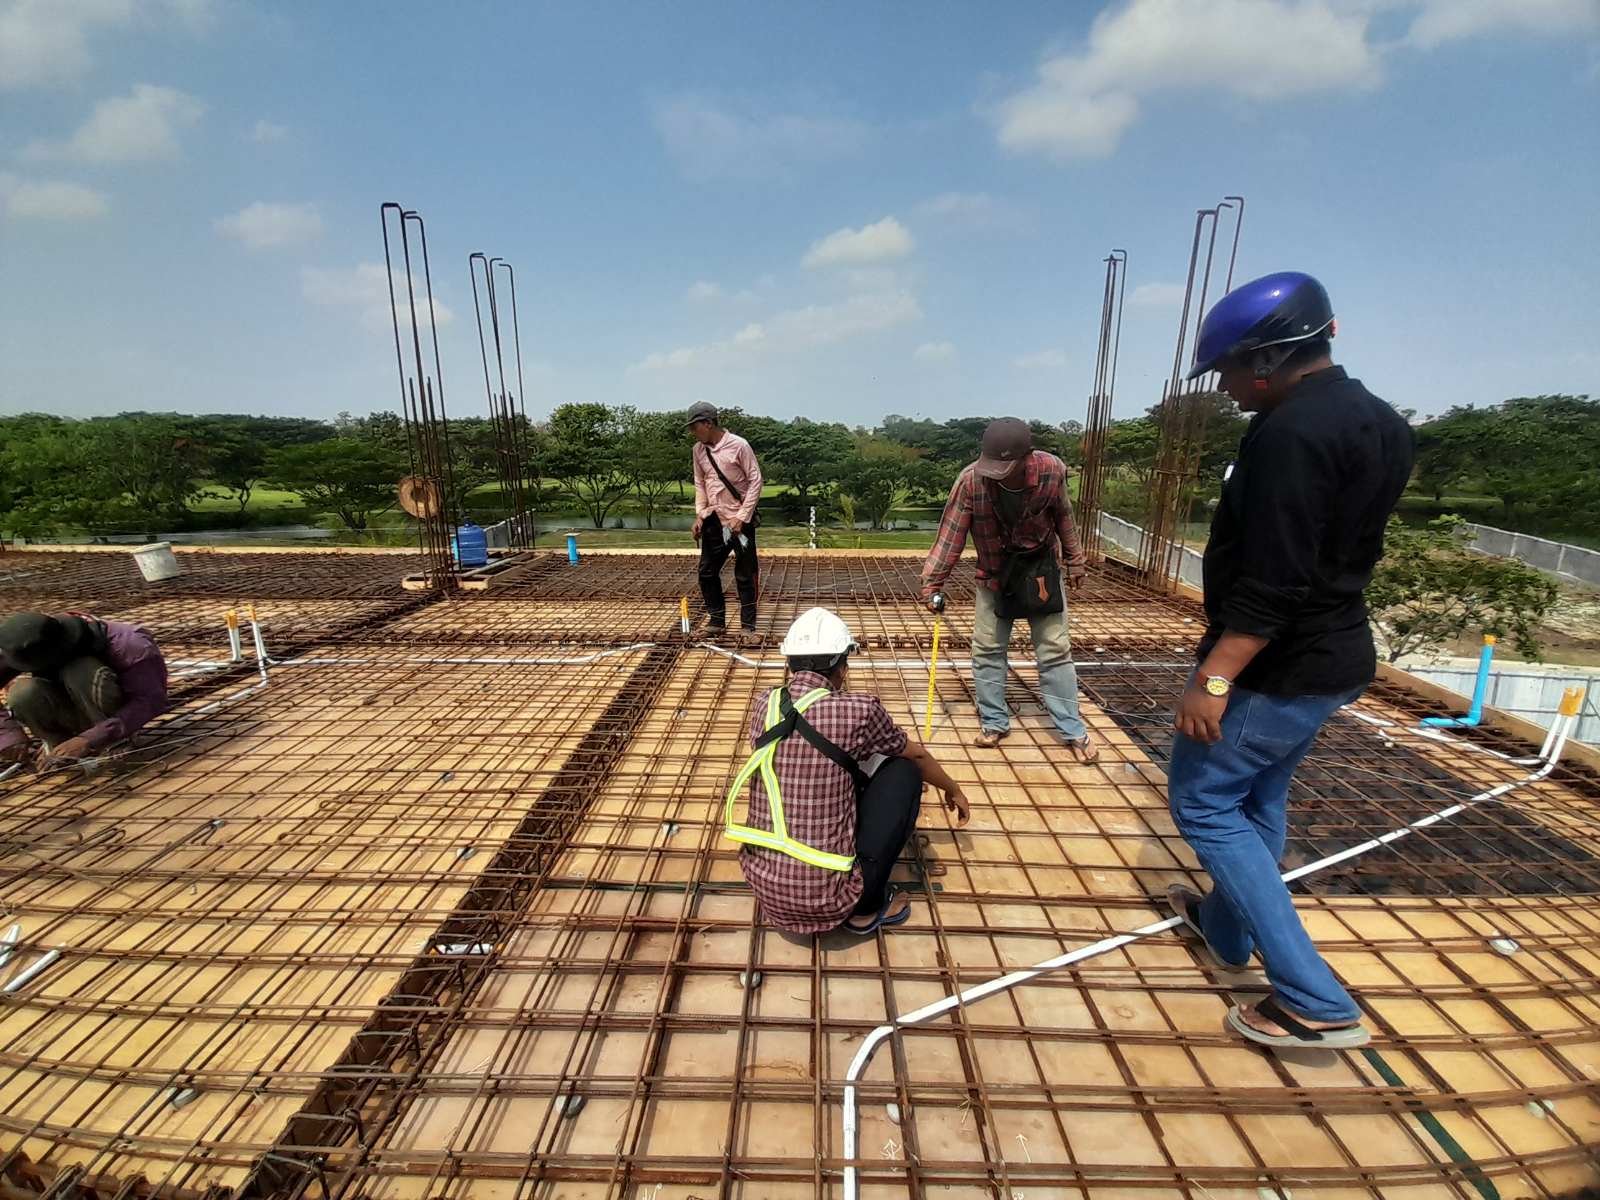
[973,417,1033,480]
[684,401,719,427]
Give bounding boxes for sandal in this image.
[1227,995,1369,1050]
[972,728,1009,749]
[1066,734,1100,764]
[1165,884,1252,971]
[843,888,913,936]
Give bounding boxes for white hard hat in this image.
[779,607,858,658]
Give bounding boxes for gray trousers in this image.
[4,657,121,747]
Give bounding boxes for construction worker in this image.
[687,401,763,646]
[1164,272,1413,1052]
[920,417,1098,762]
[725,607,969,935]
[0,611,170,769]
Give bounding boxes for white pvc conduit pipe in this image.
[840,702,1583,1199]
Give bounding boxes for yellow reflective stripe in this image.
[724,686,856,872]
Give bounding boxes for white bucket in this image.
[132,542,181,582]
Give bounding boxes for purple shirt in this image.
[0,617,169,752]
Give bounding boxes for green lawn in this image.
[190,485,305,513]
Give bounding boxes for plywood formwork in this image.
[1,548,1597,1200]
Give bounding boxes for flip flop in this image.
[972,728,1010,749]
[1227,995,1370,1050]
[1066,734,1100,764]
[1165,884,1252,971]
[843,889,913,936]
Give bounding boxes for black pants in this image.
[851,756,923,916]
[698,514,759,629]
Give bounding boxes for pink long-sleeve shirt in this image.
[692,431,763,525]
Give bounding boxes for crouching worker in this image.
[0,612,169,769]
[725,607,969,936]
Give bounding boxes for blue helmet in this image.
[1186,271,1334,380]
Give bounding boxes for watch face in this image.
[1204,676,1230,697]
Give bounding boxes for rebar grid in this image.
[0,550,427,604]
[1,550,1597,1200]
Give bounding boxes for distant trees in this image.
[623,409,686,529]
[1367,516,1560,663]
[762,418,855,507]
[266,439,404,532]
[6,392,1594,555]
[544,402,632,529]
[82,414,210,524]
[196,415,330,512]
[1413,396,1600,529]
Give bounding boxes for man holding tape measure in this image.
[919,417,1097,763]
[726,607,968,935]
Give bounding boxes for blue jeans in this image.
[1168,686,1363,1023]
[971,583,1086,741]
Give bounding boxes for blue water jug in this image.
[455,521,488,568]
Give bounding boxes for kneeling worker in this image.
[726,607,969,935]
[0,611,170,768]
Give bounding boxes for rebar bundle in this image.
[1076,248,1126,559]
[1138,196,1244,590]
[469,253,535,551]
[383,202,458,589]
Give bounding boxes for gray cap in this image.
[684,401,719,427]
[973,417,1033,480]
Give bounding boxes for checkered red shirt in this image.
[920,451,1086,599]
[736,671,909,933]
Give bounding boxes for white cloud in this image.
[914,341,956,363]
[652,93,868,181]
[0,2,212,91]
[249,118,289,143]
[632,290,921,372]
[216,201,324,249]
[803,216,914,269]
[1013,348,1067,370]
[0,172,109,220]
[685,280,723,302]
[25,82,204,163]
[915,191,1032,232]
[994,0,1380,159]
[301,263,456,334]
[1129,281,1186,307]
[1,0,131,90]
[1406,0,1599,47]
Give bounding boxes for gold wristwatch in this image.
[1202,675,1233,697]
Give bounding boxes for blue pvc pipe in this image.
[1421,637,1495,727]
[566,533,579,565]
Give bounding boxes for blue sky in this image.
[2,0,1597,427]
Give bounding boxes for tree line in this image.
[2,393,1593,543]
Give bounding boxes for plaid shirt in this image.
[736,671,909,933]
[920,451,1086,598]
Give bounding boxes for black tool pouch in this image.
[996,542,1064,620]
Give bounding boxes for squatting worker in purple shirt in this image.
[0,611,170,769]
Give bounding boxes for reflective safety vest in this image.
[724,686,857,872]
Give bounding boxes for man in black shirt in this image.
[1163,272,1414,1052]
